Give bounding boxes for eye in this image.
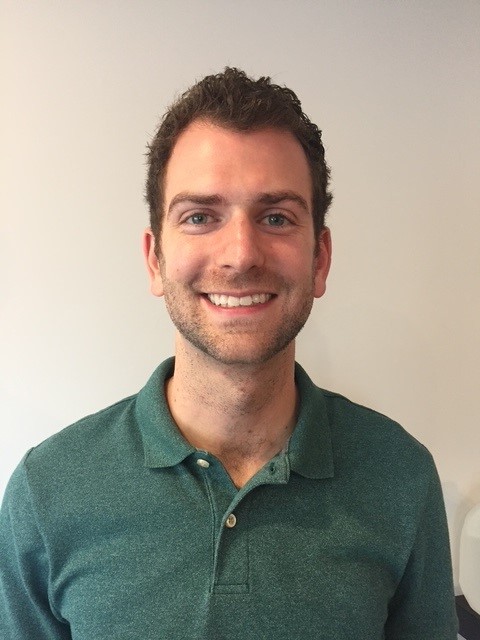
[186,212,211,225]
[263,213,289,227]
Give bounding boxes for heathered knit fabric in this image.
[0,359,457,639]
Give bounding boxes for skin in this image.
[143,120,331,487]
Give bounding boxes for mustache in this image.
[192,270,287,291]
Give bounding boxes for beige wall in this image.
[1,0,479,591]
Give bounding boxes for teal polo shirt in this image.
[0,359,457,639]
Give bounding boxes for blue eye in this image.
[265,214,287,226]
[187,213,209,225]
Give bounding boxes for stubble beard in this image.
[160,270,316,366]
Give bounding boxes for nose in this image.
[216,213,266,273]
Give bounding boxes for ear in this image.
[313,227,332,299]
[142,228,164,297]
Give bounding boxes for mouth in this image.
[206,293,274,308]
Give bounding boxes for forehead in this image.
[163,120,312,207]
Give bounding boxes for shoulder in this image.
[25,393,138,470]
[8,359,176,505]
[322,388,429,454]
[295,362,436,482]
[6,392,142,512]
[318,388,437,496]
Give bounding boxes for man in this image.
[0,68,457,638]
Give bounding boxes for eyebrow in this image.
[257,191,309,212]
[167,190,309,214]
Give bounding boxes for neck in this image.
[166,337,298,487]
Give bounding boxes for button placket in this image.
[213,504,249,593]
[211,462,288,592]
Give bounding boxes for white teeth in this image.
[207,293,272,308]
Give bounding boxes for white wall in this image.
[1,0,479,591]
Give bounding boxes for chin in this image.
[187,335,295,367]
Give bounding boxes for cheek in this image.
[280,250,316,282]
[162,245,205,282]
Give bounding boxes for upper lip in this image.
[204,291,275,297]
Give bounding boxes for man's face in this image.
[144,120,331,366]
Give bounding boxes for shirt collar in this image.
[288,362,334,479]
[134,358,195,468]
[135,357,334,479]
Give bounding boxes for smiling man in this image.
[0,68,457,639]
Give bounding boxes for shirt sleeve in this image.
[384,460,458,640]
[0,455,72,640]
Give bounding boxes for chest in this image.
[45,463,405,639]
